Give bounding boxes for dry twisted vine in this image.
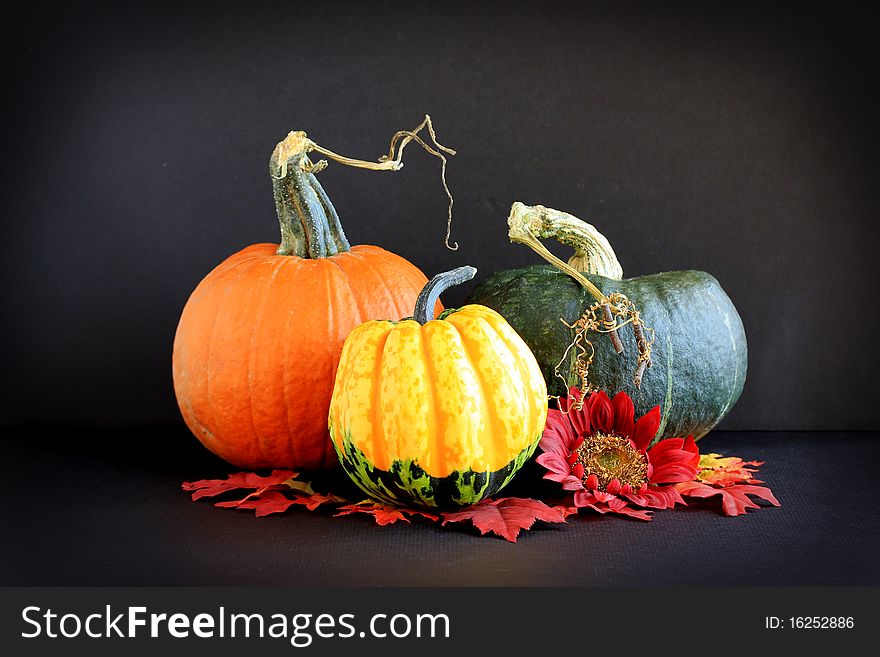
[272,115,458,250]
[506,203,655,409]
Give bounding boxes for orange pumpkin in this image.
[172,131,440,470]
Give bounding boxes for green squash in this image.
[466,202,747,442]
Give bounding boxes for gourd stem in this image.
[507,203,609,303]
[506,201,655,384]
[270,133,350,258]
[414,266,477,324]
[270,116,458,258]
[506,201,624,286]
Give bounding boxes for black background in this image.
[2,1,880,594]
[2,0,878,433]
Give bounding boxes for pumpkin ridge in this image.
[324,255,364,328]
[346,248,409,320]
[421,321,484,476]
[647,280,675,444]
[370,326,393,472]
[318,258,354,468]
[203,254,263,463]
[707,287,745,422]
[328,323,368,463]
[319,254,352,463]
[448,306,548,468]
[477,307,546,452]
[359,245,444,320]
[382,322,424,474]
[420,321,454,476]
[418,320,441,478]
[248,256,288,466]
[452,316,504,471]
[655,333,674,441]
[280,256,304,469]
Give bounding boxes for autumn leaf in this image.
[441,497,567,542]
[576,498,654,521]
[553,505,580,519]
[183,447,781,533]
[182,470,297,501]
[675,480,780,516]
[334,501,440,526]
[185,471,351,516]
[284,480,321,496]
[283,480,347,510]
[215,490,299,517]
[696,453,764,487]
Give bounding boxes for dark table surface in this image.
[4,427,878,587]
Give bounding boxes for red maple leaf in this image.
[183,470,349,518]
[441,497,568,542]
[577,497,654,521]
[283,480,347,510]
[675,480,780,516]
[215,490,299,517]
[182,470,297,501]
[334,501,440,526]
[553,505,580,519]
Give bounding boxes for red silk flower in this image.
[537,388,700,520]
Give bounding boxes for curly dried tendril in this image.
[554,292,655,409]
[506,203,655,408]
[271,115,458,250]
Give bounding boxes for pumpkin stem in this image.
[270,116,458,258]
[414,266,477,325]
[506,201,654,392]
[270,133,350,258]
[507,202,623,282]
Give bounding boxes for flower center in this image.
[575,433,649,491]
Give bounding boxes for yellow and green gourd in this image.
[329,266,548,510]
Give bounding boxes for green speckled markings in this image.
[330,419,539,510]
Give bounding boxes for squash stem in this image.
[507,201,623,281]
[270,135,350,258]
[414,266,477,324]
[269,116,457,258]
[507,201,657,374]
[507,203,609,303]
